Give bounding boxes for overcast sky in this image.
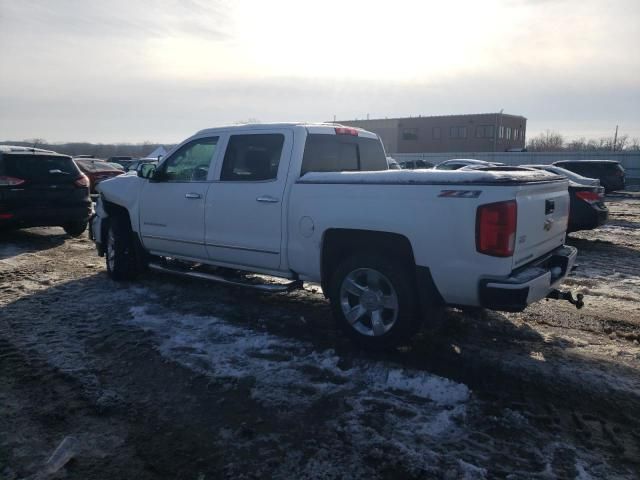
[1,0,638,143]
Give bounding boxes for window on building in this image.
[449,126,467,139]
[432,127,441,139]
[506,127,512,140]
[476,125,495,138]
[402,128,418,140]
[498,126,505,139]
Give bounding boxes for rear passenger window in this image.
[301,134,387,175]
[220,134,285,181]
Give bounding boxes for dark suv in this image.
[0,146,92,236]
[553,160,625,193]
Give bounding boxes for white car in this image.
[522,164,600,187]
[91,123,580,348]
[387,157,401,170]
[434,159,505,170]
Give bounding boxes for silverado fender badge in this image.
[438,190,482,198]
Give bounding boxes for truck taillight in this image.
[0,176,25,186]
[334,127,359,136]
[74,175,90,188]
[476,200,517,257]
[575,191,602,202]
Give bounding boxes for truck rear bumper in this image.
[479,245,578,312]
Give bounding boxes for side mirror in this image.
[138,163,157,179]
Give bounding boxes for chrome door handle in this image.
[185,192,201,199]
[256,195,279,203]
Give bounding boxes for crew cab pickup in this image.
[91,123,579,348]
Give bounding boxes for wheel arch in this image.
[320,228,444,316]
[320,229,416,294]
[100,201,133,246]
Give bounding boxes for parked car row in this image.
[393,157,626,193]
[73,158,124,194]
[0,146,164,236]
[71,157,161,196]
[0,145,92,235]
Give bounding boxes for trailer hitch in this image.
[546,289,584,309]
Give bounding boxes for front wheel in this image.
[329,253,420,349]
[105,215,139,281]
[63,221,87,237]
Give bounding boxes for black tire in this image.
[63,221,87,237]
[105,214,139,281]
[329,252,420,350]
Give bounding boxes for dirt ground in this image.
[1,195,639,479]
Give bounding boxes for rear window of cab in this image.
[301,134,387,175]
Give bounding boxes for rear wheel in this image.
[105,215,139,281]
[329,253,420,349]
[63,221,87,237]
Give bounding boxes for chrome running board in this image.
[148,262,302,293]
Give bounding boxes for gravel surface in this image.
[1,196,639,479]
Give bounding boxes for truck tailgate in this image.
[513,181,569,269]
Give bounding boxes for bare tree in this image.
[566,137,588,151]
[538,131,637,152]
[234,117,260,124]
[25,138,47,148]
[527,130,565,152]
[613,134,629,151]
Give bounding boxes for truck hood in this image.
[95,173,143,209]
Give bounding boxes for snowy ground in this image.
[1,196,639,479]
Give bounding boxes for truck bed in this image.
[298,168,565,186]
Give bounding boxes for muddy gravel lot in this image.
[1,195,639,479]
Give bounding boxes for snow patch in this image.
[127,306,469,409]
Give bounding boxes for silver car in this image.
[522,164,600,187]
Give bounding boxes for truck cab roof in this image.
[194,123,379,139]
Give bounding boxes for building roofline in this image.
[336,112,527,122]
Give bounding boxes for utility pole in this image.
[613,125,618,151]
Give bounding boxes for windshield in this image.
[75,159,123,172]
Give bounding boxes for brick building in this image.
[337,113,527,154]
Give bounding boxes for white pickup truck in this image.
[91,123,582,348]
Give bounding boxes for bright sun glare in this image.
[146,0,505,82]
